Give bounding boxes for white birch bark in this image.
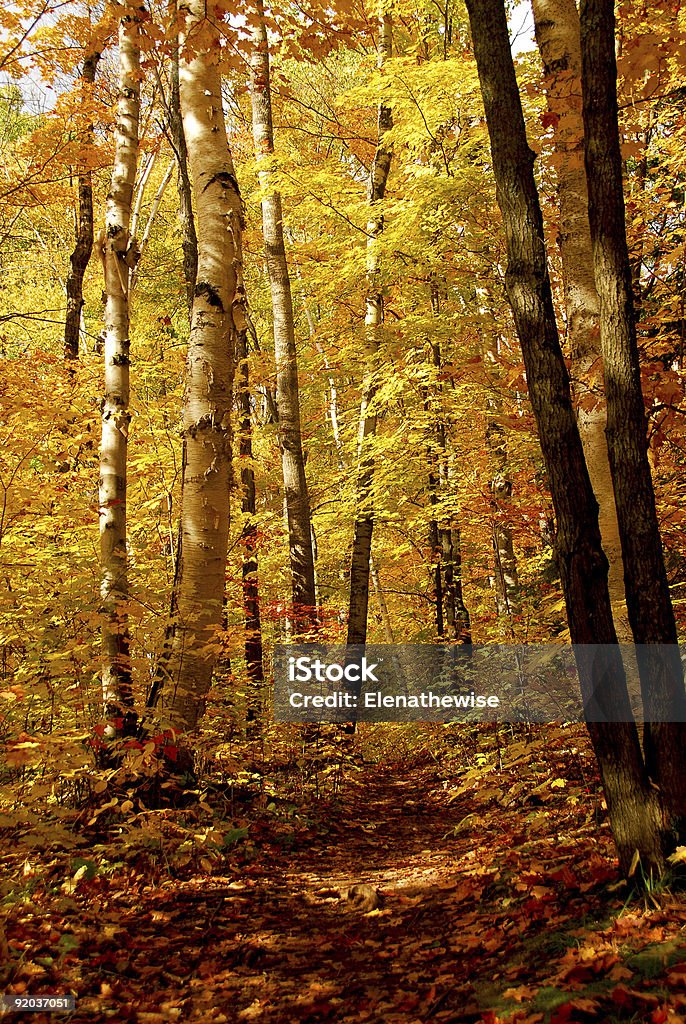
[99,4,140,736]
[129,158,175,294]
[163,0,244,731]
[249,0,317,631]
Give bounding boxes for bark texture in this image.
[426,323,471,641]
[250,0,317,632]
[99,10,139,738]
[163,0,243,731]
[465,0,666,874]
[532,0,628,638]
[236,323,265,726]
[147,6,199,715]
[347,14,393,647]
[168,1,198,317]
[580,0,686,829]
[65,50,100,360]
[482,320,521,624]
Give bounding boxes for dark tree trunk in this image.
[346,436,377,645]
[531,0,629,639]
[440,525,471,643]
[580,0,686,834]
[425,324,471,643]
[483,324,521,624]
[347,14,393,647]
[169,17,198,316]
[64,50,100,360]
[465,0,665,875]
[427,450,444,636]
[236,324,265,728]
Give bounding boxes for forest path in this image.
[174,756,516,1024]
[7,732,686,1023]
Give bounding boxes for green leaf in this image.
[222,827,250,847]
[71,858,97,880]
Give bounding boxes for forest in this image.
[3,0,686,1020]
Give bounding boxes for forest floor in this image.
[3,724,686,1024]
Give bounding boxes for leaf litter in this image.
[2,723,686,1023]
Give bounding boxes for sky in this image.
[510,0,536,56]
[7,0,539,114]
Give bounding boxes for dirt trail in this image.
[181,761,491,1023]
[9,744,686,1023]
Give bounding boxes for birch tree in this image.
[99,3,140,740]
[145,4,198,716]
[249,0,317,632]
[162,0,244,734]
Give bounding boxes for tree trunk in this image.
[465,0,666,875]
[146,6,198,715]
[483,327,521,623]
[129,151,156,244]
[65,50,99,360]
[249,0,317,633]
[347,13,393,647]
[168,1,197,317]
[426,285,472,641]
[369,556,396,644]
[440,521,471,643]
[432,371,471,640]
[99,10,139,740]
[163,0,243,732]
[532,0,628,639]
[236,322,265,728]
[129,159,174,295]
[580,0,686,832]
[427,461,444,637]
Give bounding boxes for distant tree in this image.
[64,49,100,361]
[249,0,317,634]
[347,12,393,647]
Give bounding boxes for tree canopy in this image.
[3,0,686,1019]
